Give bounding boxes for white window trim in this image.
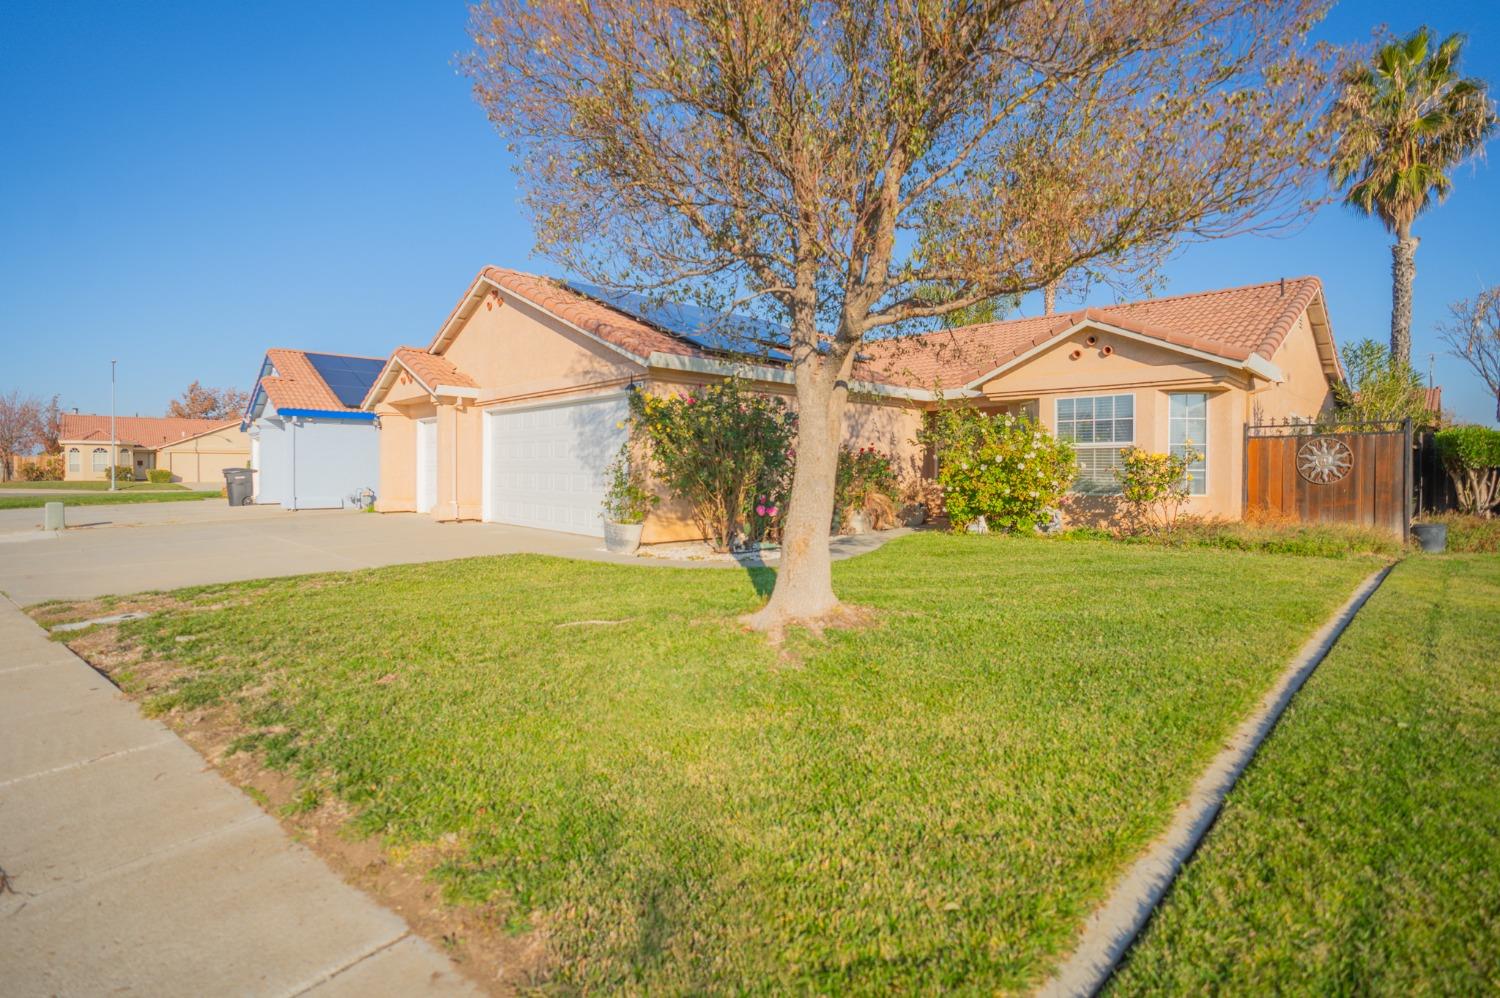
[1055,392,1136,495]
[1166,392,1210,497]
[91,447,108,471]
[67,448,80,471]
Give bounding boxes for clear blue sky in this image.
[2,1,1497,424]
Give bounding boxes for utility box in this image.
[43,501,65,531]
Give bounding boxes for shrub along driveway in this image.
[36,534,1379,992]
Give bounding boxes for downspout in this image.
[451,402,460,521]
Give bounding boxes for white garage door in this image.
[485,394,629,537]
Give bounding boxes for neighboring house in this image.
[58,414,249,483]
[242,349,383,509]
[363,268,1341,539]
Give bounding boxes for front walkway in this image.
[0,595,479,997]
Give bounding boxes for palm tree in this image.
[1329,27,1496,363]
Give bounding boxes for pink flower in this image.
[767,506,778,517]
[756,505,767,516]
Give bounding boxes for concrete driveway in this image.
[0,499,635,606]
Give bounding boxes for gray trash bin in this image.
[223,467,254,506]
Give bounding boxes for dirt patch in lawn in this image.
[52,620,550,996]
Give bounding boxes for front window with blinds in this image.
[68,448,80,472]
[91,447,107,471]
[1169,393,1209,495]
[1056,394,1134,494]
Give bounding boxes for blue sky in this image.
[2,1,1497,424]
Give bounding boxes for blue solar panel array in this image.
[566,282,793,362]
[304,353,387,409]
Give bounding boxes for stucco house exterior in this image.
[242,349,383,509]
[59,414,250,483]
[362,268,1341,540]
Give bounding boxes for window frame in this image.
[1054,392,1136,495]
[91,447,108,471]
[67,448,80,472]
[1167,392,1210,497]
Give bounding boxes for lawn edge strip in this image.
[1035,562,1395,998]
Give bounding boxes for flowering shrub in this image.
[932,408,1076,532]
[1117,447,1198,536]
[628,378,796,551]
[835,446,901,528]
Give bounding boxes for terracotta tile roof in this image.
[59,414,236,449]
[438,267,707,362]
[257,348,385,412]
[1425,386,1443,414]
[857,278,1326,389]
[393,347,479,389]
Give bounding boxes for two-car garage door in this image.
[483,394,629,537]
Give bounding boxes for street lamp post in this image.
[110,360,117,492]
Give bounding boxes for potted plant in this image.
[601,445,656,554]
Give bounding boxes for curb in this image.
[1035,563,1395,998]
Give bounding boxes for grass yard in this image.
[0,479,189,491]
[0,490,219,509]
[42,534,1377,992]
[1110,553,1500,995]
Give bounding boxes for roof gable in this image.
[857,278,1330,390]
[59,414,237,449]
[249,348,387,419]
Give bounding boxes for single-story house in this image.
[59,414,250,484]
[362,267,1341,539]
[242,349,384,509]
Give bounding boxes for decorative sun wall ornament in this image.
[1296,436,1353,484]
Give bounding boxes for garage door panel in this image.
[485,395,629,538]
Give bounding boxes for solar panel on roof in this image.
[566,281,793,362]
[304,353,387,409]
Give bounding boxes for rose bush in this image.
[1117,446,1198,536]
[932,408,1075,532]
[835,446,901,530]
[628,378,796,550]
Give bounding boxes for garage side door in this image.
[486,395,629,537]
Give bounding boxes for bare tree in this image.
[0,391,43,481]
[468,0,1335,631]
[167,381,251,421]
[1441,285,1500,422]
[39,395,62,454]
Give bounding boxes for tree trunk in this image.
[1390,226,1419,363]
[1043,281,1057,316]
[743,356,850,632]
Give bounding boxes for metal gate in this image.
[1244,419,1412,536]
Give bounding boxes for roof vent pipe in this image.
[1280,277,1286,297]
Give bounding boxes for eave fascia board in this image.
[476,277,651,369]
[434,384,480,399]
[961,320,1286,390]
[646,351,977,402]
[276,408,379,422]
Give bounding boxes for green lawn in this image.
[1111,554,1500,995]
[45,534,1377,991]
[0,490,219,509]
[0,479,189,491]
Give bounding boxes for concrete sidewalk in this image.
[0,597,479,996]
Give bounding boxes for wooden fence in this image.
[1244,419,1412,537]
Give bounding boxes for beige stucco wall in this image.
[158,426,251,484]
[373,376,436,513]
[61,442,141,482]
[976,327,1257,521]
[1254,312,1336,423]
